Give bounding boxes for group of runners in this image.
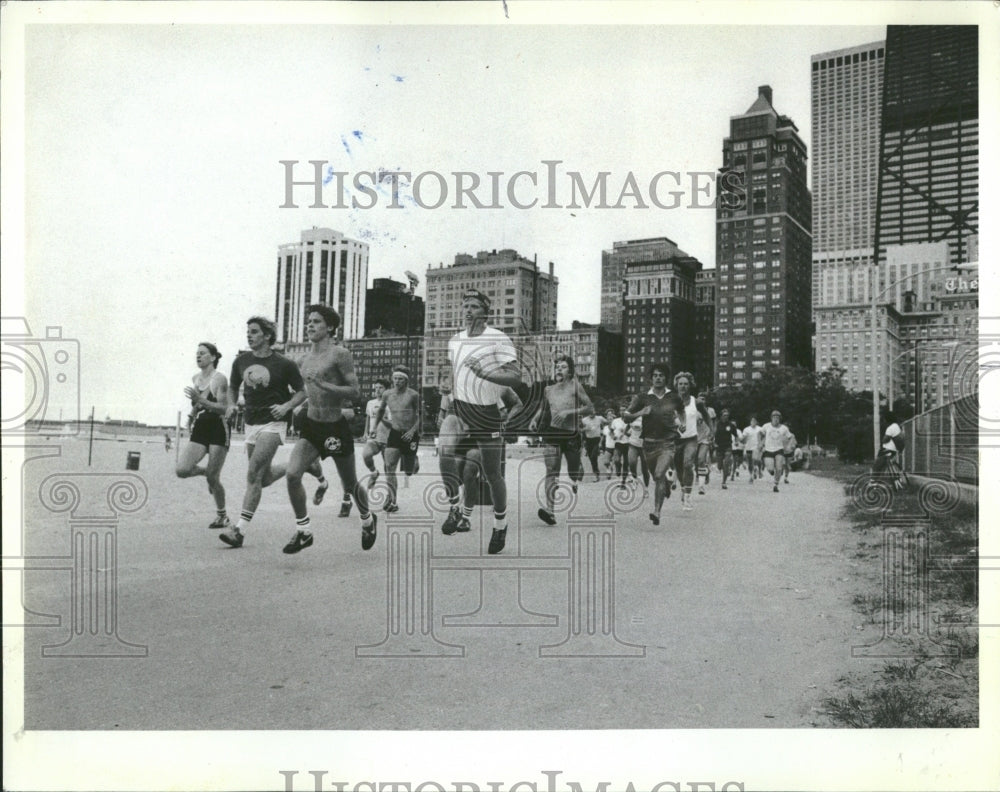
[174,289,809,555]
[546,364,805,526]
[175,308,384,553]
[174,289,528,555]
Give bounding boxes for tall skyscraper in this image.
[875,26,978,273]
[275,227,368,342]
[715,86,812,386]
[615,237,701,394]
[871,25,978,410]
[810,41,885,391]
[813,27,978,409]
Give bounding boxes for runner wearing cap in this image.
[438,289,525,554]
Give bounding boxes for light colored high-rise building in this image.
[811,42,885,313]
[715,86,812,387]
[810,42,886,391]
[814,27,979,409]
[422,248,558,389]
[275,227,368,343]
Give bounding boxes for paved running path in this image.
[18,438,863,730]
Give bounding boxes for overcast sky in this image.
[2,4,994,427]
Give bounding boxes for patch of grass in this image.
[822,456,980,730]
[943,625,979,661]
[881,661,919,682]
[823,684,975,728]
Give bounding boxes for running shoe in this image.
[773,484,779,493]
[649,513,660,526]
[362,514,378,550]
[721,483,728,490]
[441,505,462,535]
[219,527,244,548]
[338,499,353,518]
[385,502,400,513]
[208,515,231,530]
[313,479,329,506]
[681,497,694,512]
[698,485,706,495]
[537,508,557,526]
[456,515,471,533]
[571,483,578,494]
[282,530,314,554]
[488,526,507,555]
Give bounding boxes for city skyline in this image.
[4,11,991,430]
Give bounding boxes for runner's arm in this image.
[372,394,388,430]
[402,391,422,440]
[270,388,306,419]
[622,395,646,422]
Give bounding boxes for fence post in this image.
[949,402,955,481]
[925,412,931,479]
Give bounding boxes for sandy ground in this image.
[13,435,872,730]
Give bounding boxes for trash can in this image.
[126,451,141,471]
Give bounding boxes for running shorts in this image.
[190,414,230,449]
[298,414,354,459]
[643,438,675,470]
[387,428,421,474]
[452,399,503,438]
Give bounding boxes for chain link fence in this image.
[900,393,978,485]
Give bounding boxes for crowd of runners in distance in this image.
[172,291,833,555]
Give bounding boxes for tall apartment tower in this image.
[422,249,558,389]
[275,227,368,342]
[810,41,885,390]
[715,86,812,386]
[616,237,701,394]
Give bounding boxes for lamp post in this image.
[870,262,976,457]
[403,269,421,404]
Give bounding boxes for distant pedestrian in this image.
[672,372,711,511]
[623,362,683,526]
[761,410,793,493]
[713,408,740,490]
[580,411,607,483]
[532,354,594,526]
[782,428,797,484]
[742,417,765,483]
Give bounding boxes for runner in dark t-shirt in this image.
[230,351,304,426]
[713,408,740,490]
[623,362,684,526]
[219,317,310,549]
